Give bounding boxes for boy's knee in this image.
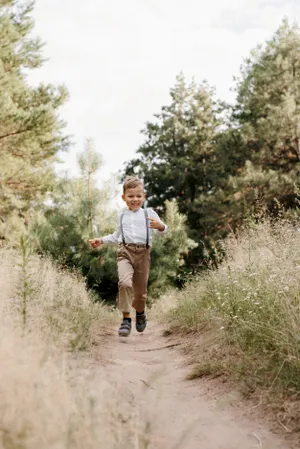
[118,277,133,290]
[136,292,147,301]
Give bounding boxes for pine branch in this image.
[0,128,32,141]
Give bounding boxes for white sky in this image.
[28,0,300,189]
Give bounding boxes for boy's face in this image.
[122,186,145,211]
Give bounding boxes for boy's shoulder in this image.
[146,207,159,214]
[144,207,156,216]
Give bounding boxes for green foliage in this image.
[31,140,120,301]
[165,219,300,427]
[124,75,253,268]
[33,187,195,301]
[4,0,300,309]
[0,1,69,240]
[125,21,300,269]
[124,74,228,265]
[148,200,197,299]
[78,138,103,236]
[232,19,300,217]
[125,74,221,208]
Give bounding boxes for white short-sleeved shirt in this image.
[101,208,167,246]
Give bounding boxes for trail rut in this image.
[84,322,297,449]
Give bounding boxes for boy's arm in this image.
[148,209,168,235]
[101,231,119,245]
[89,215,121,247]
[101,214,122,245]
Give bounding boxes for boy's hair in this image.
[123,176,144,193]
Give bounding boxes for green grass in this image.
[165,219,300,430]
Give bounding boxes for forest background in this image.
[1,0,300,302]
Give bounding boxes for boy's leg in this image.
[117,248,134,337]
[132,248,150,332]
[117,257,134,313]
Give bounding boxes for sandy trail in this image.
[88,321,296,449]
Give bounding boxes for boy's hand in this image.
[148,218,165,232]
[88,238,103,249]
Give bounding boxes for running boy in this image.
[89,176,167,337]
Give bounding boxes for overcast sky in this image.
[28,0,300,188]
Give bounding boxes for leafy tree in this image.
[0,1,69,240]
[232,19,300,216]
[124,74,236,266]
[126,74,221,209]
[125,22,300,271]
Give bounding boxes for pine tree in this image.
[233,19,300,215]
[124,74,230,265]
[76,138,104,238]
[149,200,197,298]
[32,140,120,301]
[124,22,300,270]
[0,1,69,239]
[126,74,221,209]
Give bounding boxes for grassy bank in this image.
[0,247,122,449]
[164,220,300,430]
[0,246,116,349]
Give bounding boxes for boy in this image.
[89,176,167,337]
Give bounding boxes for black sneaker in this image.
[136,312,147,333]
[118,319,131,337]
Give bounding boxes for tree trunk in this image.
[87,146,94,237]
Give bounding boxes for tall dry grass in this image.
[164,219,300,429]
[0,247,139,449]
[1,245,115,348]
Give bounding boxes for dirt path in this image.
[91,321,296,449]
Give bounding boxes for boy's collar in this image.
[124,207,142,213]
